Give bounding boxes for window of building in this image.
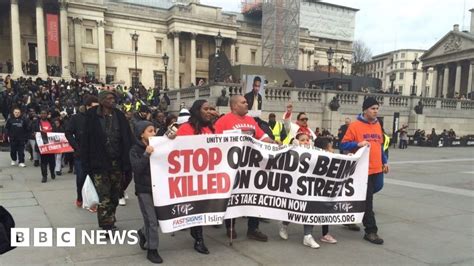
[85,28,93,44]
[426,73,429,80]
[106,67,116,84]
[401,52,405,58]
[155,40,162,54]
[382,61,384,68]
[395,54,398,59]
[399,72,404,80]
[196,44,203,58]
[399,85,403,91]
[381,72,384,78]
[153,71,163,88]
[85,64,97,79]
[105,33,113,49]
[251,50,256,65]
[235,47,239,63]
[394,63,397,69]
[400,62,405,69]
[130,69,141,87]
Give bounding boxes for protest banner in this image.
[150,134,369,233]
[35,132,74,155]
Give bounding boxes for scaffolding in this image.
[261,0,300,69]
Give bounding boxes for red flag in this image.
[46,14,59,57]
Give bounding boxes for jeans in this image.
[374,173,384,194]
[363,173,379,234]
[10,139,25,163]
[75,159,86,201]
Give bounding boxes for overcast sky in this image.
[200,0,474,57]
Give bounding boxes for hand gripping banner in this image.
[150,134,369,233]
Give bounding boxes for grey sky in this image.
[200,0,474,57]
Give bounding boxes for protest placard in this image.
[35,132,74,154]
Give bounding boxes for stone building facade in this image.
[0,0,356,89]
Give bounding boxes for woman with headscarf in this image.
[175,99,214,255]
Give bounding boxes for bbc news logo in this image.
[11,228,139,247]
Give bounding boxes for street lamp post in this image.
[327,47,334,78]
[340,56,345,79]
[214,31,223,82]
[162,53,169,90]
[131,31,139,90]
[389,73,396,94]
[411,57,419,96]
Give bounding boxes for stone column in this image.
[420,68,427,97]
[442,65,449,97]
[97,20,106,82]
[230,39,236,66]
[454,62,462,97]
[190,33,196,86]
[36,0,47,78]
[431,67,438,97]
[60,1,71,79]
[73,17,83,76]
[309,50,315,71]
[468,61,473,95]
[173,31,180,89]
[10,0,23,77]
[302,50,307,71]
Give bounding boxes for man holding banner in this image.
[214,95,274,242]
[341,97,389,245]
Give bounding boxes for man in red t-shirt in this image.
[214,95,273,242]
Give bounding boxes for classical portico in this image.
[420,24,474,99]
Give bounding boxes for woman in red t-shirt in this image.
[175,99,214,255]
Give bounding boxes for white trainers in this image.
[119,197,126,206]
[18,163,26,168]
[303,234,320,249]
[11,161,16,166]
[124,191,129,199]
[279,222,288,240]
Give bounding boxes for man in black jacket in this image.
[244,76,263,111]
[5,107,29,167]
[81,91,133,230]
[66,96,99,208]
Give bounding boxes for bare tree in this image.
[351,40,372,76]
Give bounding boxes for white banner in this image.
[150,134,369,233]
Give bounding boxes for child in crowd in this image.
[279,131,337,248]
[129,121,163,264]
[313,137,338,244]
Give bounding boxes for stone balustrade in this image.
[166,83,474,136]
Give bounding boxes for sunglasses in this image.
[299,118,308,121]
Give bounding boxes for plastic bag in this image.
[82,175,99,209]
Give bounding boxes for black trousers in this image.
[225,217,259,232]
[120,170,133,198]
[10,139,25,163]
[40,154,56,178]
[363,173,378,234]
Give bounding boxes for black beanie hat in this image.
[362,97,379,111]
[134,121,154,140]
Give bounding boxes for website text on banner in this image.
[150,134,369,233]
[35,132,74,154]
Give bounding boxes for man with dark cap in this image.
[81,90,133,230]
[340,96,389,245]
